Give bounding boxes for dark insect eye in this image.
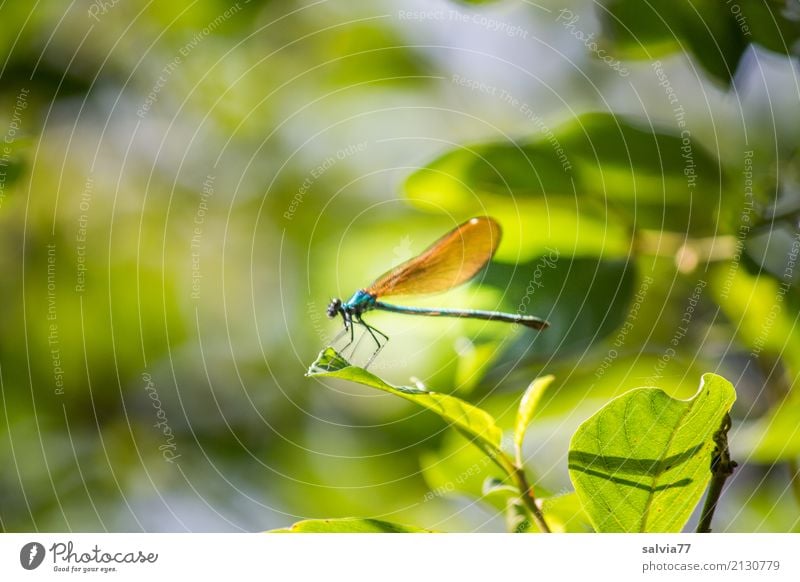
[327,299,341,318]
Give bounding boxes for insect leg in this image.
[359,318,389,369]
[330,324,349,345]
[336,313,355,352]
[343,322,370,359]
[371,324,389,344]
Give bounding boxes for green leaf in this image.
[709,262,800,376]
[405,113,726,241]
[743,0,800,56]
[599,0,747,85]
[308,348,505,462]
[323,22,430,86]
[483,256,637,362]
[599,0,800,86]
[506,498,534,533]
[568,373,736,532]
[482,476,519,499]
[270,518,431,533]
[514,375,555,455]
[409,193,632,262]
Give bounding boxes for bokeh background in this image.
[1,0,799,532]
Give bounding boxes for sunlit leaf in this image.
[568,373,736,532]
[404,193,632,262]
[710,262,800,376]
[734,397,800,463]
[514,375,555,454]
[709,262,800,463]
[482,476,518,498]
[270,518,431,533]
[308,348,505,461]
[323,23,430,85]
[405,113,727,239]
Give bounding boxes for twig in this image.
[697,413,737,533]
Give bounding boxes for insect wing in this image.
[365,216,502,298]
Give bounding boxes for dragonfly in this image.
[326,216,550,367]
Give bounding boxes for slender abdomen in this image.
[374,302,549,330]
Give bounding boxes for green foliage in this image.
[1,0,795,535]
[308,348,505,462]
[568,373,736,532]
[309,349,738,533]
[599,0,800,85]
[0,156,23,189]
[736,398,800,462]
[405,113,727,238]
[710,263,800,376]
[540,492,593,533]
[386,0,799,532]
[484,257,636,360]
[514,375,555,458]
[421,433,506,506]
[271,518,432,533]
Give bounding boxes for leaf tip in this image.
[306,347,352,376]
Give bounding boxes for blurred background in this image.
[0,0,798,532]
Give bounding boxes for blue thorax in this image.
[343,289,376,312]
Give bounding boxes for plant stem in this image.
[465,432,550,533]
[697,413,737,533]
[511,463,551,533]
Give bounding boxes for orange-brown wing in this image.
[365,216,502,298]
